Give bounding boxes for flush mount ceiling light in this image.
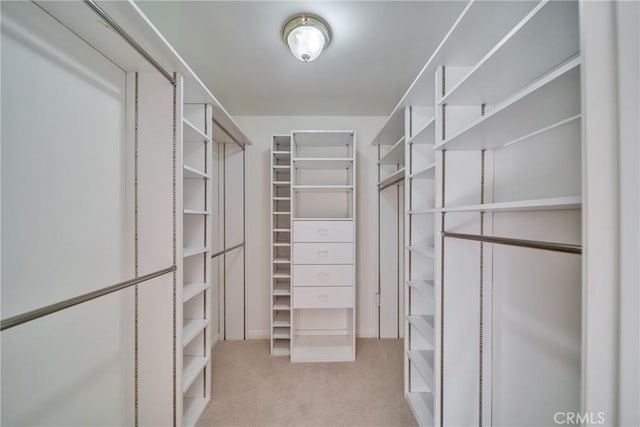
[282,14,331,62]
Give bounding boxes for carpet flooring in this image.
[196,338,416,427]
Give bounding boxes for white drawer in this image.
[293,221,354,242]
[293,243,353,265]
[293,265,353,287]
[293,286,353,309]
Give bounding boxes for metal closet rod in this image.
[82,0,176,85]
[211,242,245,259]
[0,266,176,332]
[442,231,582,254]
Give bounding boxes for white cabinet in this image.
[290,131,356,363]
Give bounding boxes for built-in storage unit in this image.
[271,135,293,355]
[290,131,356,362]
[373,1,582,425]
[1,1,250,426]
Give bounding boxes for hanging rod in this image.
[378,171,405,191]
[1,266,176,332]
[213,118,245,150]
[211,242,245,259]
[442,232,581,254]
[82,0,176,85]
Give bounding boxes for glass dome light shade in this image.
[283,15,331,62]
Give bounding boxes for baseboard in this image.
[246,330,270,339]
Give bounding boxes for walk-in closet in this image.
[1,1,637,426]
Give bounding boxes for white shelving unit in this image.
[270,135,292,356]
[290,130,356,362]
[372,1,582,425]
[181,103,213,426]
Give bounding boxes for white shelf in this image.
[273,151,291,155]
[273,212,291,215]
[409,163,436,179]
[379,137,405,165]
[408,350,435,391]
[441,1,579,106]
[407,245,435,258]
[273,181,291,185]
[436,56,581,151]
[183,247,208,258]
[273,271,291,279]
[183,209,210,215]
[442,196,581,213]
[183,118,211,143]
[378,168,405,188]
[182,319,208,347]
[293,158,353,169]
[292,185,353,192]
[292,218,355,221]
[409,117,436,145]
[291,335,354,362]
[183,282,208,303]
[407,392,434,427]
[273,197,291,201]
[273,312,291,327]
[273,228,291,232]
[272,339,291,356]
[273,165,291,169]
[407,280,435,293]
[183,165,210,180]
[292,131,354,147]
[409,209,436,215]
[182,355,208,393]
[407,315,435,345]
[273,258,290,264]
[273,283,291,296]
[183,397,208,427]
[273,296,291,310]
[273,242,291,247]
[273,327,290,339]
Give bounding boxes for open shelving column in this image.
[290,131,356,362]
[271,135,292,356]
[181,103,213,426]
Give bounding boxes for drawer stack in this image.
[290,130,356,363]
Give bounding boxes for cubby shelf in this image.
[273,312,291,327]
[184,165,210,179]
[379,137,405,165]
[407,280,435,293]
[182,356,209,393]
[436,56,581,151]
[407,245,435,258]
[182,319,208,347]
[273,283,291,296]
[183,282,209,303]
[272,340,290,356]
[407,350,435,391]
[183,118,211,143]
[409,163,436,179]
[409,117,435,145]
[292,185,353,192]
[441,196,582,213]
[407,392,434,427]
[273,297,291,310]
[408,315,435,344]
[183,398,208,427]
[183,209,211,215]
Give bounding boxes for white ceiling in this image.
[136,1,466,116]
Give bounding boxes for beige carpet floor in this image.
[197,338,416,427]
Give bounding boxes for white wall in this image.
[234,116,386,339]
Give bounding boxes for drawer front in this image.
[293,221,354,243]
[293,265,353,287]
[293,286,353,309]
[293,243,353,265]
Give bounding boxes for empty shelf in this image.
[407,392,434,427]
[273,258,291,264]
[407,245,435,258]
[293,158,353,169]
[183,209,210,215]
[379,137,405,165]
[272,339,291,356]
[409,117,436,145]
[273,212,291,215]
[292,185,354,192]
[292,131,354,147]
[183,397,208,427]
[409,209,437,215]
[409,163,436,179]
[273,181,291,185]
[273,165,291,169]
[273,228,291,232]
[408,350,435,391]
[182,355,208,393]
[442,196,582,213]
[273,151,291,155]
[273,312,290,327]
[273,197,291,201]
[182,318,208,347]
[407,280,435,293]
[273,242,291,247]
[273,327,290,339]
[183,282,208,303]
[408,315,435,345]
[273,271,291,279]
[437,56,581,151]
[273,283,291,296]
[183,165,210,179]
[183,247,208,258]
[378,168,405,188]
[273,296,291,310]
[183,118,211,143]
